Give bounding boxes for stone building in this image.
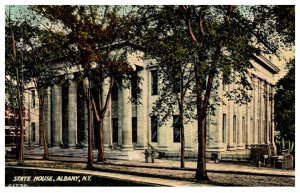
[22,52,280,160]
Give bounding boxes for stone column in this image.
[102,77,112,150]
[117,86,123,147]
[227,84,235,150]
[270,86,277,154]
[259,80,264,144]
[237,103,244,149]
[245,88,251,148]
[207,76,224,152]
[259,80,263,144]
[121,81,133,150]
[52,84,63,146]
[136,68,148,149]
[252,78,258,144]
[68,77,77,147]
[264,82,269,144]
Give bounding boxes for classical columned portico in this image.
[245,88,252,148]
[102,77,112,150]
[207,75,224,152]
[252,78,258,144]
[237,103,245,149]
[67,77,77,147]
[227,84,235,151]
[52,84,63,146]
[120,80,133,150]
[259,80,264,144]
[264,82,269,144]
[270,86,276,154]
[136,68,148,149]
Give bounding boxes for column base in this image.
[135,145,147,150]
[227,145,237,151]
[207,143,226,152]
[104,144,112,150]
[68,144,77,147]
[236,144,245,150]
[157,146,169,151]
[121,144,134,151]
[245,144,252,149]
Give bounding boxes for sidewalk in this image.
[106,159,295,177]
[21,154,295,177]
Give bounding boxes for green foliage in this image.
[274,59,295,143]
[31,5,141,102]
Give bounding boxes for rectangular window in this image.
[31,90,35,108]
[131,71,138,101]
[112,118,118,143]
[151,116,158,142]
[151,70,158,95]
[132,117,137,143]
[233,115,236,143]
[222,114,226,143]
[173,115,181,143]
[111,83,118,101]
[31,122,35,142]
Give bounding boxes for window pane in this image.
[151,116,158,142]
[31,90,35,108]
[112,118,118,143]
[151,70,158,95]
[233,115,236,143]
[132,117,137,143]
[222,114,226,143]
[111,83,118,101]
[173,115,181,143]
[31,122,35,142]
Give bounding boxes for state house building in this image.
[23,52,280,160]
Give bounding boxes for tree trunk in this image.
[97,117,105,162]
[12,30,24,165]
[39,91,49,160]
[195,109,209,181]
[194,64,209,181]
[17,84,24,165]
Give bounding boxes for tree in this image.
[253,5,295,155]
[135,5,291,181]
[274,59,295,154]
[5,6,30,165]
[136,6,197,168]
[31,5,140,167]
[22,28,69,160]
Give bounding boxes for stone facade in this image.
[23,53,279,160]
